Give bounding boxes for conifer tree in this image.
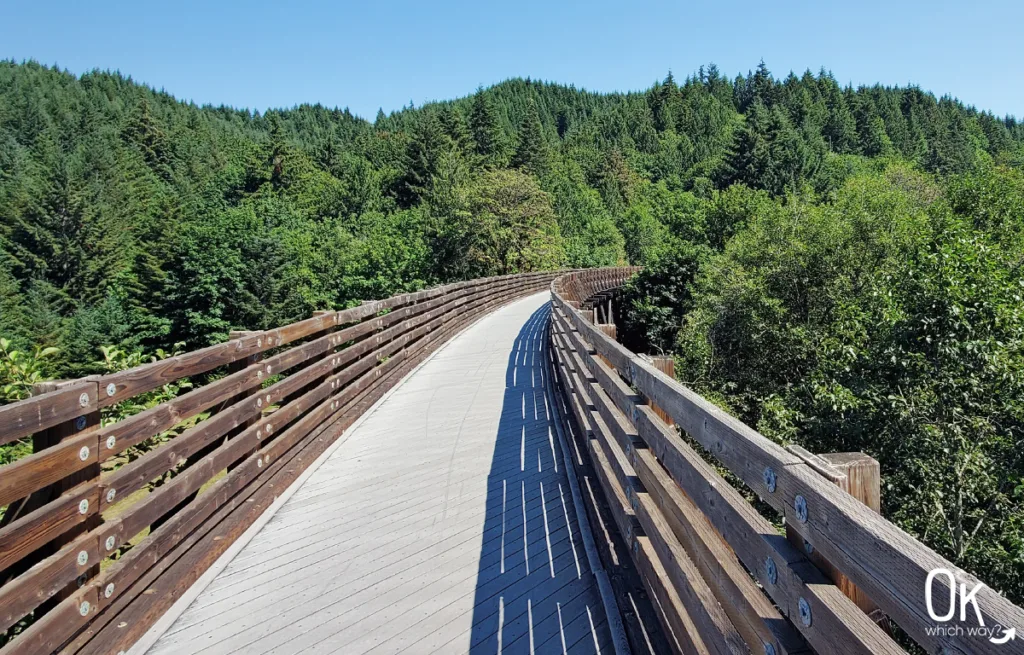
[728,101,813,195]
[555,108,571,139]
[399,113,451,207]
[511,100,548,174]
[438,104,472,155]
[122,97,171,181]
[651,72,680,132]
[820,74,858,153]
[751,60,776,107]
[470,88,503,166]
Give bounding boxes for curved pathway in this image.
[146,293,614,655]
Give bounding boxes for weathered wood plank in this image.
[631,405,901,655]
[0,483,97,574]
[0,431,99,509]
[634,448,808,655]
[0,531,98,633]
[580,375,746,655]
[0,383,96,448]
[6,586,98,655]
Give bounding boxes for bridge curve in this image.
[143,293,616,654]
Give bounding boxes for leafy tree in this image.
[618,242,710,353]
[467,169,564,274]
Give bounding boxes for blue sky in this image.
[3,0,1021,120]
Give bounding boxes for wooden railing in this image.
[548,268,1024,655]
[0,271,559,655]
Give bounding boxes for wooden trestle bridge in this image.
[0,269,1022,655]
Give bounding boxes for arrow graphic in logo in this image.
[990,627,1016,645]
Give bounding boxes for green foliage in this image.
[0,337,58,467]
[465,169,565,274]
[0,337,57,403]
[630,163,1024,602]
[96,343,197,474]
[618,242,710,353]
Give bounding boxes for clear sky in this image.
[2,0,1021,121]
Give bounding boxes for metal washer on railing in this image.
[798,597,812,627]
[794,494,808,523]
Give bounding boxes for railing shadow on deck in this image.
[463,304,608,654]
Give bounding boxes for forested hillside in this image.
[2,59,1020,382]
[2,59,1023,605]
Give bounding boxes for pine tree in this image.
[704,63,733,105]
[398,113,452,207]
[437,104,472,154]
[267,112,287,187]
[651,72,680,132]
[511,100,548,174]
[820,73,858,153]
[470,88,503,166]
[751,60,776,107]
[556,109,570,139]
[0,253,26,345]
[122,97,171,181]
[728,101,813,195]
[853,96,894,157]
[925,105,976,174]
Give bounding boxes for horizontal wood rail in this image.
[547,268,1024,655]
[0,271,560,655]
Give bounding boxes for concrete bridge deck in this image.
[143,293,615,655]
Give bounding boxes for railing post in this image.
[644,355,675,427]
[152,331,264,531]
[280,310,336,409]
[6,380,102,598]
[225,330,264,451]
[786,446,885,622]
